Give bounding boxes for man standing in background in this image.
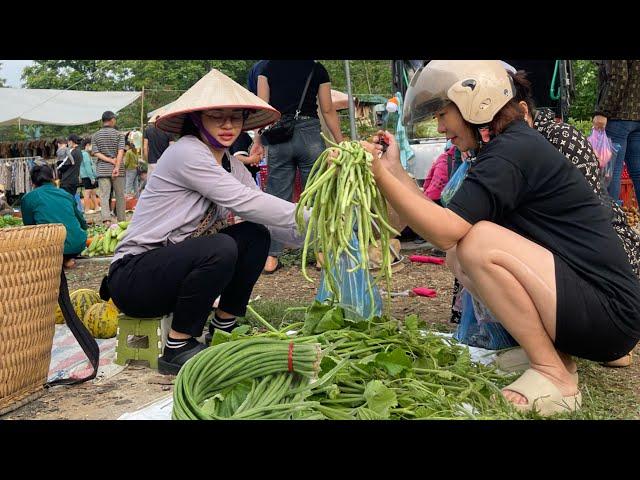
[92,110,125,225]
[144,114,174,177]
[247,60,267,95]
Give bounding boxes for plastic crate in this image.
[257,164,303,202]
[620,178,639,209]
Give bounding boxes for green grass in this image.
[238,299,309,332]
[278,248,316,268]
[235,300,639,420]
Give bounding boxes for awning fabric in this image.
[0,87,142,126]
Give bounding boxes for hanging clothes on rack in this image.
[0,157,42,194]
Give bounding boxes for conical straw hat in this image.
[156,69,280,134]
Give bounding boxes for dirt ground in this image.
[3,243,640,419]
[3,244,459,420]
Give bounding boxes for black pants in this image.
[107,222,270,337]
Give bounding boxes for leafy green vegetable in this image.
[374,348,413,376]
[363,380,397,418]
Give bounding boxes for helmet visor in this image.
[402,62,462,128]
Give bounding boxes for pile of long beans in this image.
[172,306,521,420]
[172,338,323,419]
[295,136,400,306]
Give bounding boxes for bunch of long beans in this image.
[172,306,520,420]
[295,136,400,307]
[172,338,323,420]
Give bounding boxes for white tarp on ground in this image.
[0,87,142,126]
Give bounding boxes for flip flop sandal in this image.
[158,342,208,376]
[262,260,282,275]
[602,353,633,368]
[501,368,582,417]
[494,348,579,382]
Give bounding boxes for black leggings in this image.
[107,222,270,337]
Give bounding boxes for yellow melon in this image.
[70,289,102,321]
[54,289,102,325]
[54,304,65,324]
[83,301,119,338]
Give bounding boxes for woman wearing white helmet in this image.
[362,60,640,416]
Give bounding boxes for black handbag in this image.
[261,65,315,145]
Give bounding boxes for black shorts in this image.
[554,256,638,362]
[82,177,97,190]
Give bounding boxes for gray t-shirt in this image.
[112,135,308,262]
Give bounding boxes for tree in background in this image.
[0,63,6,87]
[10,60,394,142]
[567,60,598,136]
[12,60,600,142]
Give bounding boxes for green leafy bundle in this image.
[172,303,520,420]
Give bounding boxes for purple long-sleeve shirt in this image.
[112,135,308,263]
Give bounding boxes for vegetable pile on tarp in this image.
[172,303,521,420]
[295,137,399,310]
[0,214,23,228]
[82,221,130,257]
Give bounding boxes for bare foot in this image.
[63,258,76,269]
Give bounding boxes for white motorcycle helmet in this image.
[403,60,515,128]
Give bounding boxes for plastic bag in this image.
[587,128,617,169]
[440,160,470,207]
[453,289,518,350]
[472,295,499,324]
[601,141,621,190]
[315,230,383,321]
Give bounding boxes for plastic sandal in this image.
[602,353,632,368]
[502,368,581,416]
[494,348,579,382]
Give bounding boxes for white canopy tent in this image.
[0,87,142,126]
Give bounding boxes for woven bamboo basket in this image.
[0,224,66,415]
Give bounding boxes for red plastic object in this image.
[258,165,303,203]
[620,178,639,209]
[409,255,445,265]
[622,165,629,180]
[125,195,137,211]
[258,164,268,192]
[412,287,437,298]
[292,170,302,203]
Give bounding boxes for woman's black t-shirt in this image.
[447,120,640,337]
[260,60,331,118]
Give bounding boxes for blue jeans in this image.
[125,168,138,195]
[606,119,640,203]
[265,117,325,256]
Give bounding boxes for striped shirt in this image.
[91,126,125,177]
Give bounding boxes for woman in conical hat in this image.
[101,69,311,375]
